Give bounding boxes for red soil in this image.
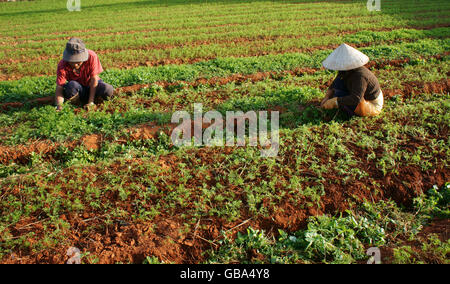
[128,122,178,141]
[0,96,54,112]
[377,218,450,264]
[0,63,448,264]
[80,134,102,151]
[1,134,448,264]
[1,74,449,166]
[2,26,446,80]
[0,141,61,165]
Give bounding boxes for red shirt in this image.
[56,49,104,87]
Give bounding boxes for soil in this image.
[0,134,101,164]
[1,29,444,79]
[0,64,448,265]
[376,218,450,264]
[128,122,178,141]
[107,56,450,99]
[1,72,449,166]
[1,138,448,264]
[0,53,446,113]
[0,141,61,165]
[81,134,102,151]
[6,16,430,49]
[1,3,449,264]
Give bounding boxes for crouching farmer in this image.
[55,38,114,111]
[321,44,383,117]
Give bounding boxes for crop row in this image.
[2,10,448,59]
[1,75,448,178]
[0,56,447,153]
[4,10,442,53]
[0,3,380,37]
[1,0,448,37]
[1,37,448,102]
[0,91,448,263]
[2,25,448,79]
[2,4,448,42]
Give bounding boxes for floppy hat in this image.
[63,38,89,62]
[322,43,369,71]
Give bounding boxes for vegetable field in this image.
[0,0,449,264]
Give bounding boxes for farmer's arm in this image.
[321,75,339,107]
[86,51,104,106]
[87,75,100,105]
[55,85,64,110]
[55,62,66,110]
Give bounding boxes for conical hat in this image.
[322,44,369,71]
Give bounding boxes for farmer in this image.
[55,38,114,111]
[320,43,383,117]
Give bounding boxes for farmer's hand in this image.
[322,97,338,110]
[84,102,96,112]
[55,105,63,112]
[320,97,328,108]
[321,89,334,107]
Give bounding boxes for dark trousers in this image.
[63,80,114,104]
[330,76,357,116]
